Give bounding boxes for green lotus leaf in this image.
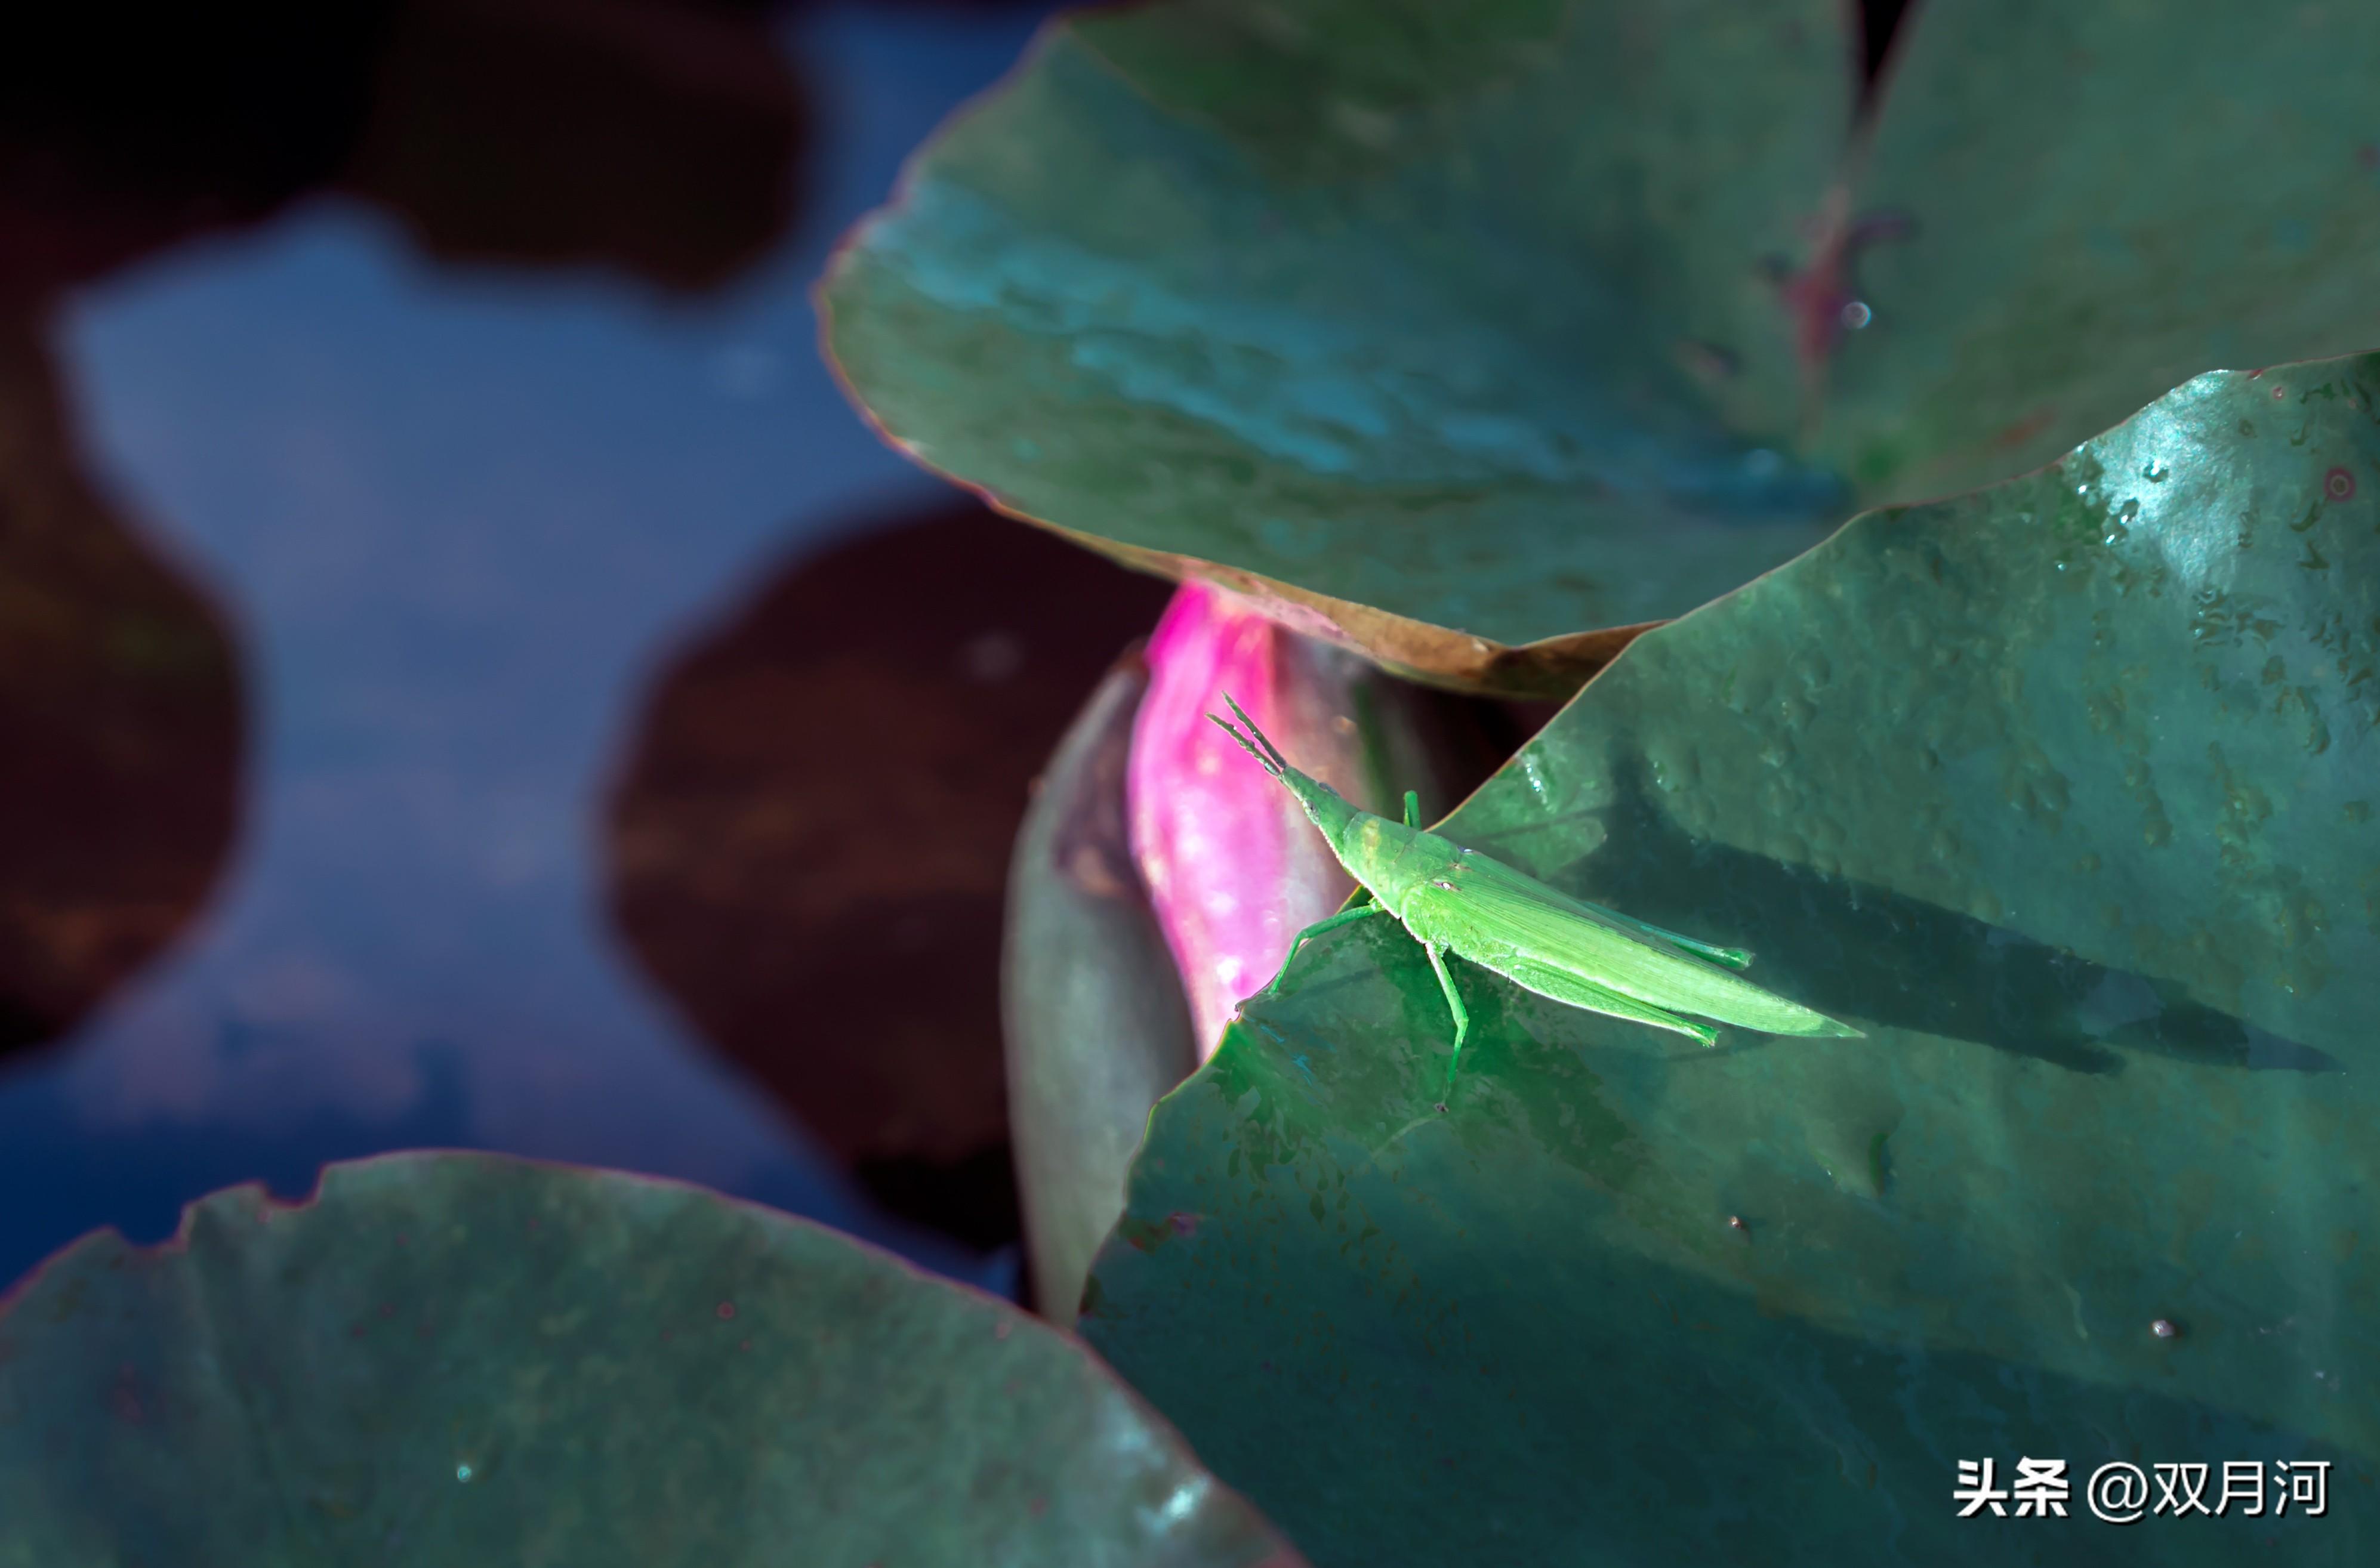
[1826,0,2380,503]
[0,1152,1302,1566]
[821,0,1852,693]
[1077,354,2380,1563]
[822,0,2380,694]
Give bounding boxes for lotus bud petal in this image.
[1127,581,1426,1060]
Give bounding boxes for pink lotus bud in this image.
[1127,582,1397,1061]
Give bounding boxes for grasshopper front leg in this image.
[1265,901,1389,998]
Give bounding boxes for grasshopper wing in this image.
[1442,851,1863,1039]
[1496,956,1721,1047]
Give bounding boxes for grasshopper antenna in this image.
[1218,692,1291,772]
[1205,708,1283,779]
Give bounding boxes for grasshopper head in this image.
[1206,693,1361,844]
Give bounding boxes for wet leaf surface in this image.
[1827,0,2380,504]
[1078,354,2380,1564]
[825,0,2380,691]
[0,1150,1305,1566]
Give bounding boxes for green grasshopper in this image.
[1209,695,1861,1084]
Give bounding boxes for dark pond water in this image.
[0,2,1065,1297]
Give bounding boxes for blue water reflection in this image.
[0,4,1054,1295]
